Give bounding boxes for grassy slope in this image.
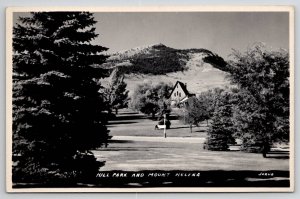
[101,44,231,95]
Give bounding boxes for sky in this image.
[13,12,289,59]
[93,12,289,58]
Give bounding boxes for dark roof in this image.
[177,81,190,96]
[168,81,195,99]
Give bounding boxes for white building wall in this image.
[170,84,186,102]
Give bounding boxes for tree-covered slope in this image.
[102,43,228,75]
[100,44,230,95]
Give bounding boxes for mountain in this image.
[101,43,231,95]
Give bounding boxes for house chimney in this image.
[185,83,187,88]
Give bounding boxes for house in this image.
[169,81,195,107]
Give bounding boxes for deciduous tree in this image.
[228,43,289,155]
[103,68,129,115]
[130,82,172,118]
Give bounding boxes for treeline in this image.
[185,44,289,155]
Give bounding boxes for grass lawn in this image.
[93,139,289,171]
[95,109,289,172]
[107,109,208,137]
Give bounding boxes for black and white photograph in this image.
[6,6,294,192]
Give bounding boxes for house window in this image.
[174,93,176,97]
[179,92,181,97]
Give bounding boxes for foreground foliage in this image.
[13,12,109,183]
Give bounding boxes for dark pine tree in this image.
[203,91,236,151]
[13,12,109,185]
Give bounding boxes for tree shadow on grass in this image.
[118,112,140,115]
[195,129,206,133]
[168,115,179,120]
[108,140,134,144]
[108,121,138,125]
[100,148,150,152]
[265,151,289,159]
[113,115,146,121]
[170,126,190,130]
[100,146,172,152]
[266,154,289,159]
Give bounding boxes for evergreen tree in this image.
[203,91,236,151]
[13,12,109,184]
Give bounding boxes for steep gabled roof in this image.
[168,81,195,99]
[177,81,190,96]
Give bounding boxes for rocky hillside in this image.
[101,44,231,95]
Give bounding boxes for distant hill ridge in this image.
[101,43,231,95]
[102,43,228,75]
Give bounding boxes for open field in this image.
[94,109,289,171]
[94,137,289,171]
[107,109,208,137]
[13,109,289,188]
